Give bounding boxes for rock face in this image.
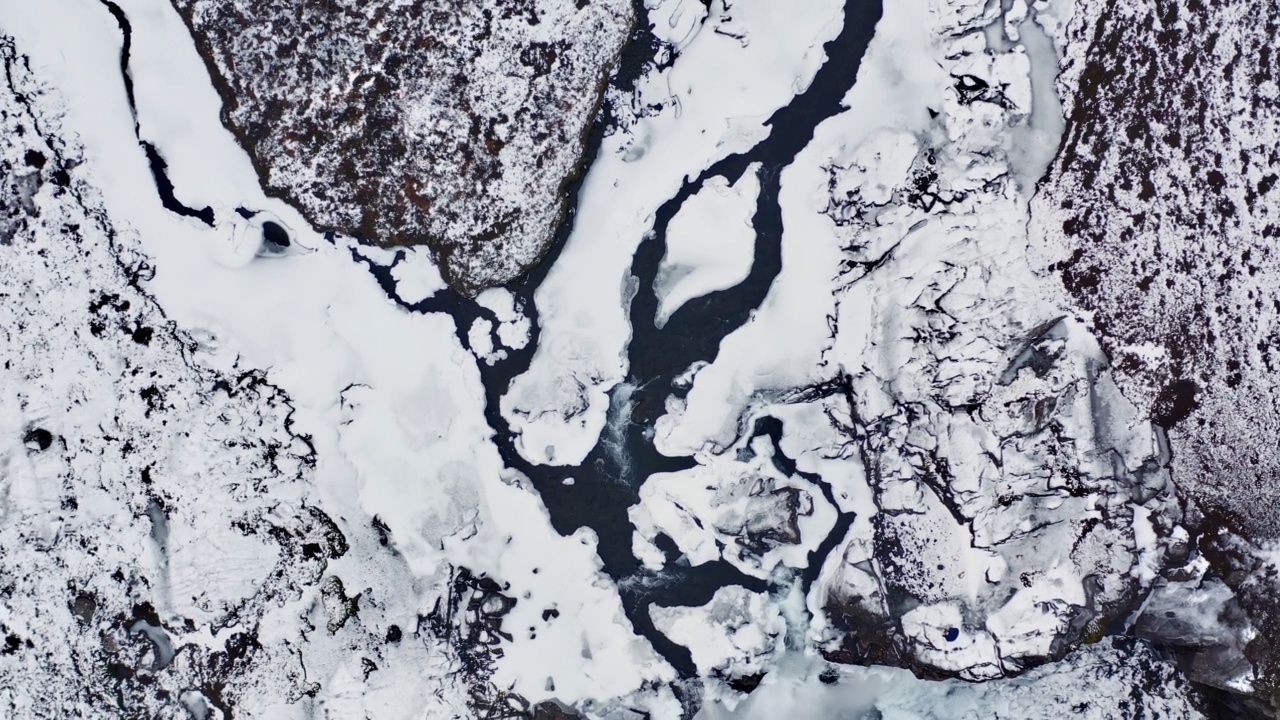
[170,0,633,294]
[1033,0,1280,701]
[1035,0,1280,541]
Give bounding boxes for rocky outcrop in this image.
[1034,0,1280,706]
[169,0,633,294]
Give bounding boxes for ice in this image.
[467,316,507,365]
[651,586,785,706]
[653,3,955,457]
[641,0,1188,681]
[1006,9,1067,191]
[476,287,531,351]
[631,434,837,579]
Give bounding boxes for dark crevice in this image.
[97,0,215,227]
[141,141,215,226]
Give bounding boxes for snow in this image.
[651,586,785,706]
[389,247,446,305]
[0,0,1256,713]
[638,0,1189,682]
[476,287,531,351]
[631,434,837,579]
[651,4,955,456]
[0,0,673,711]
[502,0,846,467]
[0,39,339,712]
[468,316,506,365]
[654,165,761,327]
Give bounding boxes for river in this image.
[361,0,884,680]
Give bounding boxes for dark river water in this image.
[370,0,885,680]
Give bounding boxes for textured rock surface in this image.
[1035,0,1280,539]
[170,0,633,294]
[1033,0,1280,703]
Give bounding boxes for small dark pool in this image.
[262,220,290,248]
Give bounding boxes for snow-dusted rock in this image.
[1029,0,1280,698]
[169,0,633,294]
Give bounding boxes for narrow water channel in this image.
[366,0,884,680]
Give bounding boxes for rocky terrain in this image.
[169,0,633,294]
